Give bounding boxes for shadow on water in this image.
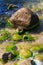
[33,20,43,34]
[29,20,43,34]
[23,20,43,34]
[29,25,43,34]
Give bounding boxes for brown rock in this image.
[9,8,39,31]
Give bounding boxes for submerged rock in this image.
[9,8,39,32]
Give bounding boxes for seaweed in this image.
[19,49,33,60]
[23,33,35,41]
[31,45,42,52]
[6,45,19,59]
[12,32,23,41]
[0,30,10,41]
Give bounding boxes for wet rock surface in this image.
[9,8,39,32]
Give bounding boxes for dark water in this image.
[0,0,26,28]
[0,0,25,15]
[0,0,42,15]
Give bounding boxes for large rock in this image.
[9,8,39,32]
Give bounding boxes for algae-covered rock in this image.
[31,45,42,52]
[12,32,23,41]
[6,45,19,57]
[0,30,10,41]
[19,49,33,60]
[9,7,39,32]
[23,33,35,41]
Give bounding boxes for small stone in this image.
[2,53,8,63]
[2,52,15,63]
